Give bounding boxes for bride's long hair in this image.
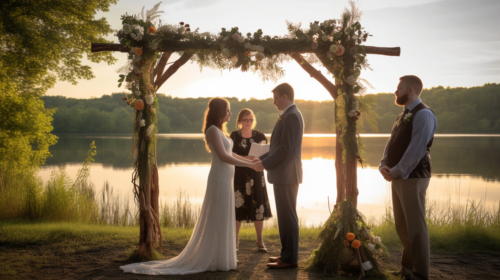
[202,97,230,152]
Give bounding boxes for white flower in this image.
[221,48,231,58]
[310,22,320,31]
[159,25,171,33]
[255,205,264,220]
[178,26,185,34]
[327,51,334,58]
[255,52,265,61]
[246,181,252,195]
[348,110,357,117]
[130,33,137,40]
[234,190,244,208]
[329,44,338,53]
[140,119,146,127]
[136,33,143,41]
[346,75,356,85]
[373,236,382,245]
[146,125,153,136]
[132,55,141,63]
[134,90,141,97]
[133,25,142,34]
[403,113,413,123]
[232,33,240,41]
[367,243,376,253]
[238,36,245,43]
[244,42,251,49]
[133,66,141,74]
[230,56,238,64]
[145,95,154,105]
[123,24,132,34]
[322,35,329,42]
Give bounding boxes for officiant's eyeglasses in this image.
[241,119,254,123]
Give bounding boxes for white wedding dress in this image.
[120,125,237,275]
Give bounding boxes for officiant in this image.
[230,108,273,253]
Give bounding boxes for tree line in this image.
[43,83,500,134]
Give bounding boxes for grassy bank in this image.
[2,198,500,254]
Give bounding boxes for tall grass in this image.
[0,141,133,225]
[371,198,500,252]
[159,192,199,228]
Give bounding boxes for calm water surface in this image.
[40,134,500,225]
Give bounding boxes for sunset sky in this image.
[46,0,500,101]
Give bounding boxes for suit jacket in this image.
[259,104,304,184]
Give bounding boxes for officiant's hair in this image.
[399,75,423,96]
[235,108,257,130]
[202,97,230,152]
[272,83,294,101]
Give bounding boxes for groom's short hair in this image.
[272,83,294,101]
[399,75,423,96]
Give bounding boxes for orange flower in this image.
[134,99,144,111]
[244,51,250,57]
[343,240,350,246]
[351,240,362,249]
[334,45,345,56]
[135,47,143,56]
[148,26,156,34]
[346,232,355,241]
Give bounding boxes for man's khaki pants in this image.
[392,178,430,280]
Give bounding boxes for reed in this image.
[371,198,500,252]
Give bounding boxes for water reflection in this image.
[41,134,500,225]
[47,134,500,181]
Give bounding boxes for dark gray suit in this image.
[260,104,304,264]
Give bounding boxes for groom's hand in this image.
[379,166,394,182]
[253,160,265,172]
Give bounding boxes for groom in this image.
[254,83,304,269]
[379,75,437,280]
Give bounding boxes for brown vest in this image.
[387,102,434,178]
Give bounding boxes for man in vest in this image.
[379,75,438,280]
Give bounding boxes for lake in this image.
[40,134,500,226]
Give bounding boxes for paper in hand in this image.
[248,141,270,158]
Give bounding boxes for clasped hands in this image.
[379,166,394,182]
[245,156,265,172]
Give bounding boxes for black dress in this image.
[230,130,273,223]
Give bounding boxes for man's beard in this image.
[395,92,409,106]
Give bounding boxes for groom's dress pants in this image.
[392,178,430,280]
[273,183,299,264]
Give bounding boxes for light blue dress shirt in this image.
[379,98,438,179]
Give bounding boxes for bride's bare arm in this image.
[206,128,255,168]
[232,153,255,162]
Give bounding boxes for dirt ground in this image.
[1,239,499,279]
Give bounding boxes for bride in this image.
[120,97,258,275]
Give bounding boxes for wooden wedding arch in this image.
[91,2,400,260]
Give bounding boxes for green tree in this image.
[0,0,117,94]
